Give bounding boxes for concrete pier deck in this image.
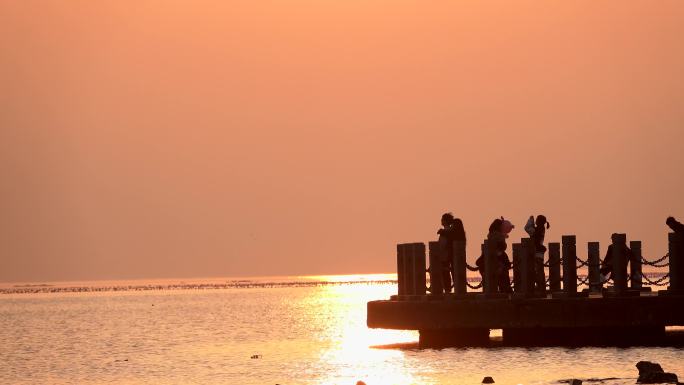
[371,232,684,346]
[367,292,684,346]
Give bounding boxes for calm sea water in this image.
[1,275,683,385]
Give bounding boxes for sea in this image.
[1,274,683,385]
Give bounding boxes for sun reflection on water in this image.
[311,282,419,385]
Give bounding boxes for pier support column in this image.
[519,238,533,297]
[428,241,443,296]
[588,242,601,292]
[419,328,490,348]
[412,243,427,295]
[668,232,683,294]
[512,243,522,292]
[562,236,577,295]
[405,244,416,295]
[397,244,406,296]
[484,239,496,296]
[630,241,642,290]
[549,242,561,292]
[452,240,467,296]
[612,234,628,295]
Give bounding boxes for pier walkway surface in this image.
[367,232,684,347]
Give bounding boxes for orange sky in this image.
[1,1,683,282]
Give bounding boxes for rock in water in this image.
[569,379,582,385]
[636,361,679,384]
[637,361,664,376]
[638,372,678,384]
[482,376,495,384]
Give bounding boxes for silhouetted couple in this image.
[476,217,515,293]
[437,212,465,294]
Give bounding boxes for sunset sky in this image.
[2,1,683,282]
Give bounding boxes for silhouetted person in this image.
[600,233,636,282]
[525,215,550,294]
[437,213,456,293]
[667,216,684,234]
[453,218,466,247]
[477,218,512,293]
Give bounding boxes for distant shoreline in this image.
[0,272,669,295]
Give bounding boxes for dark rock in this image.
[569,379,582,385]
[482,376,495,384]
[637,361,664,376]
[638,372,678,384]
[636,361,678,384]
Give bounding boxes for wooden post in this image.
[404,243,415,295]
[612,233,628,295]
[428,241,443,296]
[519,238,533,296]
[669,232,682,293]
[412,243,427,295]
[588,242,601,292]
[397,244,406,295]
[630,241,642,290]
[512,243,522,292]
[452,240,467,296]
[549,242,561,292]
[484,239,496,295]
[562,235,577,294]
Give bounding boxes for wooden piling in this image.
[588,242,601,292]
[484,239,496,295]
[630,241,642,290]
[428,241,443,296]
[612,233,628,295]
[512,243,522,292]
[406,243,416,295]
[412,243,427,295]
[549,242,561,292]
[519,238,533,296]
[397,244,406,296]
[562,236,577,294]
[453,240,467,296]
[669,232,683,294]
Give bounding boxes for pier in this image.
[367,232,684,347]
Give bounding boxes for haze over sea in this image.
[1,274,682,385]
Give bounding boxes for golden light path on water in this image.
[2,273,684,385]
[312,283,417,385]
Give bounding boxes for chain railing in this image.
[641,254,670,268]
[642,272,670,287]
[575,256,589,268]
[409,236,676,297]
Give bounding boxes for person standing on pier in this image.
[600,233,635,283]
[437,213,466,293]
[480,218,513,293]
[525,215,550,294]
